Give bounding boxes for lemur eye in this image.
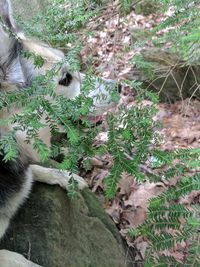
[59,72,73,86]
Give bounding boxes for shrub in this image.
[1,0,200,265]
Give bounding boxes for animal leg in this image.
[30,164,88,190]
[0,216,10,240]
[0,250,42,267]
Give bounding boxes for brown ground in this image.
[77,3,200,264]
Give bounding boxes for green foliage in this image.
[129,2,200,261]
[0,132,18,162]
[17,0,101,48]
[134,54,155,79]
[128,148,200,266]
[105,81,200,266]
[130,174,200,266]
[132,1,200,65]
[105,84,159,198]
[119,0,133,15]
[153,0,200,63]
[135,0,161,16]
[0,0,200,266]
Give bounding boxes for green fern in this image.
[0,1,200,265]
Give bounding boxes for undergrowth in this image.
[131,1,200,265]
[0,0,199,266]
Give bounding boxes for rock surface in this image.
[6,2,133,266]
[1,183,133,267]
[131,48,200,102]
[12,0,48,20]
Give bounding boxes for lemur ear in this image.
[0,0,16,29]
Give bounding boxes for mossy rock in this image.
[12,0,48,20]
[130,48,200,102]
[135,0,161,16]
[1,183,133,267]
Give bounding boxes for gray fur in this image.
[0,1,119,265]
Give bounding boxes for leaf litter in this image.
[78,3,200,264]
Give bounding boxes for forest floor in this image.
[78,2,200,264]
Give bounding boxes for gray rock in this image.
[130,48,200,102]
[1,183,133,267]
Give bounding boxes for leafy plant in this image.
[152,0,200,63]
[104,81,200,266]
[17,0,101,48]
[105,83,159,198]
[128,0,200,265]
[1,0,200,265]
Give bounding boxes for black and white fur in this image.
[0,1,120,266]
